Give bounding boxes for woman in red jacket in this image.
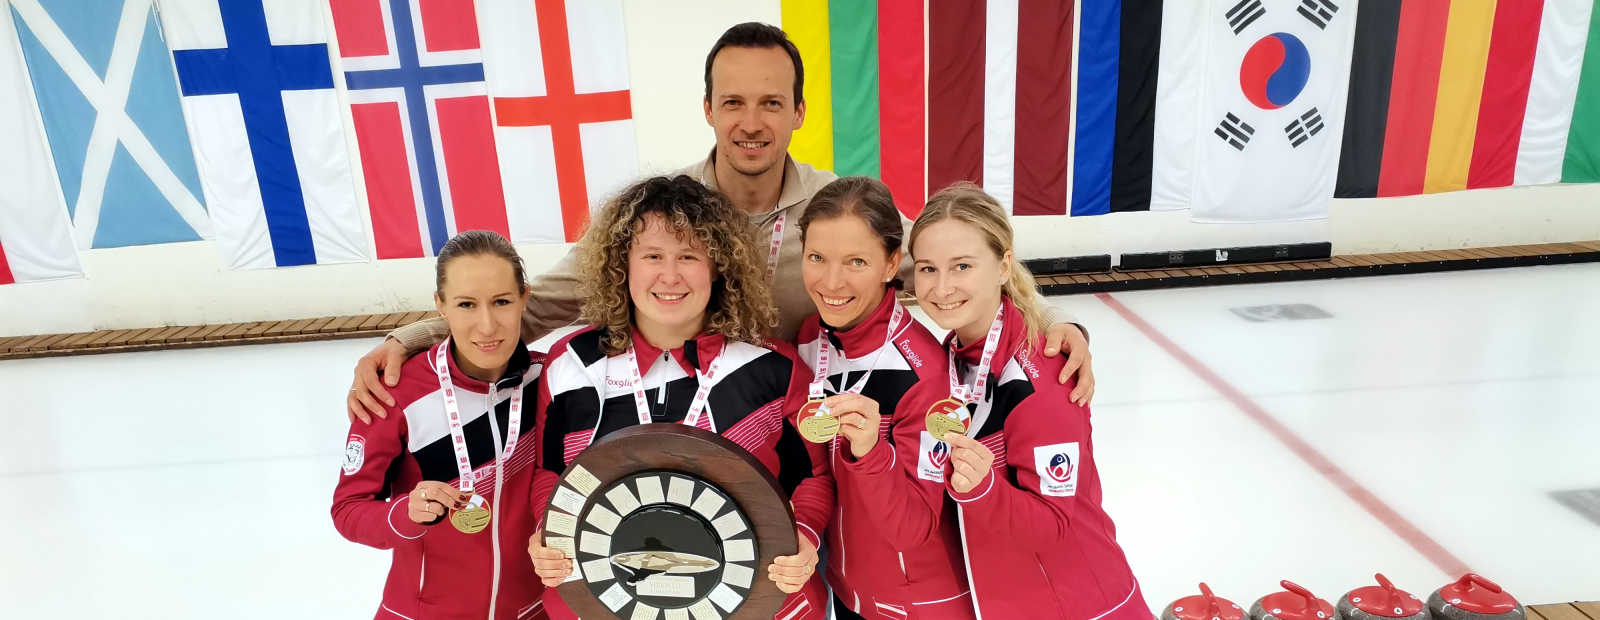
[523,175,831,620]
[331,230,546,620]
[790,177,974,620]
[908,184,1148,620]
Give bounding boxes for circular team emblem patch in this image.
[342,435,365,476]
[1046,453,1074,484]
[1240,32,1311,110]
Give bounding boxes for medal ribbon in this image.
[434,338,524,497]
[943,304,1007,426]
[624,343,726,429]
[765,213,785,284]
[807,302,906,404]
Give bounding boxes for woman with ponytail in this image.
[908,183,1146,620]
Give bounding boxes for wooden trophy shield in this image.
[541,424,799,620]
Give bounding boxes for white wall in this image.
[2,0,1598,338]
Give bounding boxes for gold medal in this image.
[925,398,969,439]
[798,400,840,443]
[451,493,492,534]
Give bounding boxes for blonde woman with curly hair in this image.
[524,176,831,620]
[910,183,1145,620]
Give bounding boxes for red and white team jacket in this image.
[332,341,546,620]
[795,291,974,620]
[531,326,831,620]
[944,298,1148,620]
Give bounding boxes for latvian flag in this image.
[330,0,511,259]
[1189,0,1357,222]
[782,0,1076,216]
[0,14,81,285]
[479,0,638,244]
[1335,0,1600,198]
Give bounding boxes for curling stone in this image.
[1338,574,1428,620]
[1250,581,1339,620]
[1163,583,1246,620]
[1428,574,1523,620]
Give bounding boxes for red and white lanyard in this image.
[434,338,523,496]
[808,302,905,401]
[623,344,726,429]
[947,304,1007,417]
[765,212,786,283]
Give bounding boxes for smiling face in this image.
[911,219,1011,344]
[802,214,899,330]
[627,213,716,343]
[434,254,529,380]
[704,45,805,178]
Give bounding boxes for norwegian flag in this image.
[331,0,510,258]
[480,0,638,243]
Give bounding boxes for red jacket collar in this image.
[818,287,902,358]
[947,296,1028,368]
[432,338,533,393]
[626,328,728,377]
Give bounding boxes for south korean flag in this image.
[1191,0,1357,223]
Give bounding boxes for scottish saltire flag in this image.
[1191,0,1358,222]
[331,0,510,260]
[0,11,81,284]
[480,0,638,243]
[159,0,367,270]
[9,0,211,249]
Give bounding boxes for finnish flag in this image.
[1191,0,1358,223]
[160,0,367,269]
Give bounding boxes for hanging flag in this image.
[1150,0,1207,211]
[1560,1,1600,182]
[1071,0,1169,216]
[1518,0,1598,185]
[1336,0,1600,197]
[161,0,367,270]
[9,0,210,249]
[784,0,1073,217]
[0,11,82,284]
[783,0,924,213]
[1191,0,1357,222]
[479,0,637,244]
[330,0,510,259]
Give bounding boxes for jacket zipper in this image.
[654,352,669,418]
[487,386,506,620]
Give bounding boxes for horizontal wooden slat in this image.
[0,335,34,352]
[1532,603,1592,620]
[48,332,99,350]
[186,324,225,342]
[87,329,132,348]
[108,328,153,346]
[245,322,277,337]
[376,312,410,330]
[356,314,385,331]
[208,323,249,340]
[1571,602,1600,620]
[302,318,334,334]
[28,334,73,351]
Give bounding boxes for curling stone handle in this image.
[1199,583,1221,618]
[1376,574,1402,608]
[1456,574,1503,594]
[1282,581,1318,609]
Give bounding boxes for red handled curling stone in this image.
[1427,574,1523,620]
[1164,583,1246,620]
[1338,574,1428,620]
[1250,581,1339,620]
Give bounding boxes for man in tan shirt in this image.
[348,22,1094,422]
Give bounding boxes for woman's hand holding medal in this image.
[526,529,574,586]
[943,433,995,494]
[824,393,881,459]
[408,481,465,525]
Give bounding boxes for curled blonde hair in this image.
[573,175,777,356]
[910,182,1046,349]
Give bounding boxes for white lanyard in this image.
[947,304,1006,406]
[434,338,523,495]
[808,302,905,401]
[623,343,725,429]
[765,212,785,283]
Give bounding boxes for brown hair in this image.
[799,176,905,288]
[574,175,777,356]
[704,22,804,104]
[910,182,1046,349]
[434,230,528,297]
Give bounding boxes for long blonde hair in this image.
[910,182,1046,349]
[573,175,777,356]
